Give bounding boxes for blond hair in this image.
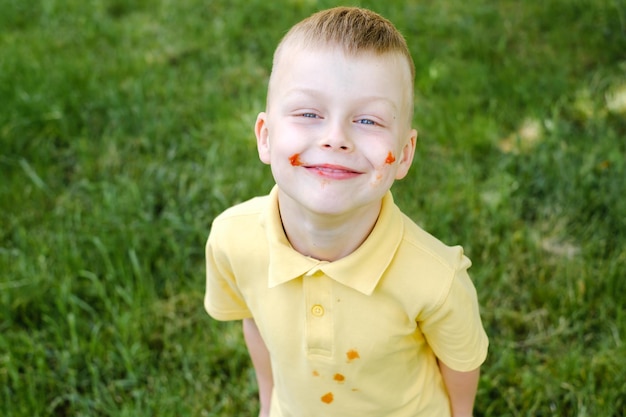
[274,7,415,81]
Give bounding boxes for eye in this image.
[355,118,377,126]
[301,112,319,118]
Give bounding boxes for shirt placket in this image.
[303,269,334,358]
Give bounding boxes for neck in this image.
[278,193,382,262]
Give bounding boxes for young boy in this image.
[205,7,488,417]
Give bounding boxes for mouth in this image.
[304,164,363,179]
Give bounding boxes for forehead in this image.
[268,45,413,108]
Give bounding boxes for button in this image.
[311,304,325,317]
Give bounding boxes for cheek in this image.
[289,153,303,166]
[370,158,399,187]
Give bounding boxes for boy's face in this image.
[255,46,417,216]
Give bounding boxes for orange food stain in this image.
[385,151,396,164]
[333,373,345,382]
[346,349,360,361]
[321,392,334,404]
[289,153,302,166]
[312,370,320,377]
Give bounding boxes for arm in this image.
[243,318,274,417]
[438,361,480,417]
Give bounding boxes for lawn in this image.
[1,0,625,415]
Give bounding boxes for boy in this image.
[205,7,488,417]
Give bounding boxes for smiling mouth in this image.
[304,164,363,179]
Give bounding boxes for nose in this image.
[320,120,353,151]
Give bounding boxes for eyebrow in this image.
[282,87,400,111]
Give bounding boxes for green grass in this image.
[1,0,625,415]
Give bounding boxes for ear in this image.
[255,112,271,165]
[395,128,418,180]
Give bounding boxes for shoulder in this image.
[211,194,271,231]
[213,194,270,222]
[399,212,470,273]
[208,193,273,252]
[380,210,472,316]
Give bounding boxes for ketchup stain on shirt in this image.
[346,349,360,362]
[385,151,396,164]
[333,373,345,383]
[321,392,334,404]
[289,153,303,166]
[312,370,320,377]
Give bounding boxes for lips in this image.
[303,163,363,179]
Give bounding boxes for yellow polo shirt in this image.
[205,187,488,417]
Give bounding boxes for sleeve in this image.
[204,221,253,321]
[419,254,489,372]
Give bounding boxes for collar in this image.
[260,186,404,295]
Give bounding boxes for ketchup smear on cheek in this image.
[385,151,396,164]
[289,153,303,166]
